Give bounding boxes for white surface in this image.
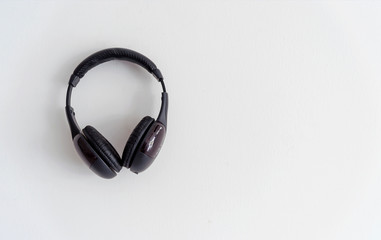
[0,1,380,239]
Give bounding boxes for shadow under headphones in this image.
[65,48,168,179]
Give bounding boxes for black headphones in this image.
[65,48,168,179]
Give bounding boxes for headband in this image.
[65,48,168,138]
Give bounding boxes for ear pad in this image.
[122,116,154,168]
[82,126,122,172]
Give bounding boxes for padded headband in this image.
[65,47,168,138]
[69,48,164,88]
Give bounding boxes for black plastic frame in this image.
[65,47,168,179]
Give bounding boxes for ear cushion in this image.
[83,126,122,172]
[122,116,154,168]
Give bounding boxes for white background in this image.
[0,1,380,239]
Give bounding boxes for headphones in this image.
[65,48,168,179]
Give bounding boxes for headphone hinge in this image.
[69,74,80,87]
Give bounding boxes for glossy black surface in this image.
[73,134,96,167]
[141,122,166,158]
[65,48,168,178]
[129,122,166,173]
[73,134,116,179]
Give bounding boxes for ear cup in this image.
[82,126,122,172]
[122,116,154,168]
